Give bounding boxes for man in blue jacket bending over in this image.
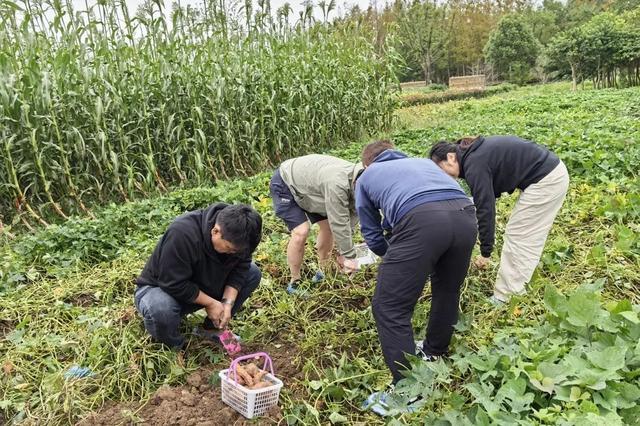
[134,203,262,348]
[358,141,477,414]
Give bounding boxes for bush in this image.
[399,83,518,107]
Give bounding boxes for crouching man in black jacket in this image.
[134,203,262,348]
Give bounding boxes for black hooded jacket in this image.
[136,203,254,303]
[457,136,560,257]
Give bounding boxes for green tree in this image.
[547,28,584,90]
[579,13,626,88]
[395,0,455,84]
[547,8,640,89]
[619,8,640,86]
[484,14,539,83]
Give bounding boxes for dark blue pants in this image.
[134,263,261,348]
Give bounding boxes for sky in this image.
[69,0,379,20]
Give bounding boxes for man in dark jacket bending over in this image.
[134,203,262,348]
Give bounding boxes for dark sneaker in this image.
[415,340,442,362]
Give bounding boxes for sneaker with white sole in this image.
[415,340,442,362]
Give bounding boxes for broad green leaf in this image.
[538,362,568,381]
[544,285,568,316]
[566,290,601,328]
[570,386,582,402]
[308,380,323,391]
[465,382,500,415]
[619,311,640,324]
[608,299,633,314]
[593,387,620,411]
[496,377,534,413]
[586,346,626,371]
[530,377,555,394]
[328,412,348,424]
[325,385,345,400]
[474,407,491,426]
[465,353,499,372]
[615,382,640,402]
[579,400,600,415]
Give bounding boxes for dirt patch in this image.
[117,306,138,324]
[79,369,282,426]
[343,295,369,310]
[0,320,14,339]
[65,293,97,307]
[79,343,297,426]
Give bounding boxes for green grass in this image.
[1,83,639,424]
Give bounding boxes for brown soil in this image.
[66,293,97,307]
[0,320,14,339]
[78,343,299,426]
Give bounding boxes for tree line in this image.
[337,0,640,87]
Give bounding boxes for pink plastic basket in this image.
[218,352,283,418]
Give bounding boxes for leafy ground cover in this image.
[1,83,639,425]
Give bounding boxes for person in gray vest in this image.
[269,154,364,294]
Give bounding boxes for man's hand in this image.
[474,255,491,269]
[204,300,225,328]
[219,304,233,329]
[341,257,359,274]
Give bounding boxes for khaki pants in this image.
[494,161,569,301]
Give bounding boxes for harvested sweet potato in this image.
[235,364,254,387]
[254,369,267,382]
[249,381,271,390]
[244,362,260,377]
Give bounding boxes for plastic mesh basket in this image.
[219,352,283,419]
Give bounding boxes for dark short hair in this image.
[429,141,457,163]
[362,139,395,166]
[216,204,262,254]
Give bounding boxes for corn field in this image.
[0,0,397,227]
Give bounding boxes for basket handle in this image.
[229,352,274,383]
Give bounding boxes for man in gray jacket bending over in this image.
[269,154,364,294]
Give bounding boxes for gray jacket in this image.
[279,154,363,259]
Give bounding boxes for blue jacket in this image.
[355,150,469,256]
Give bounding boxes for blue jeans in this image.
[134,263,261,348]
